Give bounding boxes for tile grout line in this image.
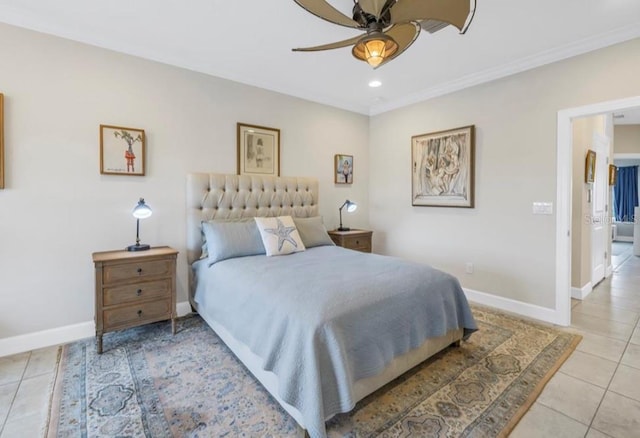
[0,352,32,436]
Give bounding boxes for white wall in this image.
[0,23,369,340]
[369,37,640,310]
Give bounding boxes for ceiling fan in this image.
[292,0,476,68]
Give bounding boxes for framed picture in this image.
[0,93,4,189]
[411,125,475,208]
[335,154,353,184]
[585,149,596,183]
[100,125,146,176]
[609,164,617,186]
[237,123,280,176]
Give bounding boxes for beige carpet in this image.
[47,306,581,437]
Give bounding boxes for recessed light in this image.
[368,80,382,88]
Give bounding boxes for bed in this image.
[186,173,477,438]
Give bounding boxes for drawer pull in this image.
[137,268,143,274]
[136,289,142,296]
[137,310,143,317]
[355,240,359,245]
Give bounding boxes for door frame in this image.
[556,95,640,326]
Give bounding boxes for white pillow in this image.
[254,216,306,256]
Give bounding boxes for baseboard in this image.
[0,301,193,358]
[614,236,633,242]
[571,282,593,300]
[464,288,560,325]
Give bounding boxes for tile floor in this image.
[512,242,640,438]
[1,243,639,437]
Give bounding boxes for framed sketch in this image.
[0,93,4,189]
[585,149,596,183]
[411,125,475,208]
[100,125,146,176]
[609,164,617,186]
[335,154,353,184]
[237,123,280,176]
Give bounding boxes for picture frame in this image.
[411,125,475,208]
[334,154,353,184]
[237,123,280,177]
[585,149,596,183]
[609,164,617,186]
[0,93,4,189]
[100,125,146,176]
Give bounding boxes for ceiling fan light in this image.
[352,33,398,68]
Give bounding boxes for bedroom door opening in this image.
[556,95,640,327]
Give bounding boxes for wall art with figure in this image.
[100,125,146,176]
[237,123,280,177]
[335,154,353,184]
[411,125,475,208]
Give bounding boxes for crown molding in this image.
[369,24,640,116]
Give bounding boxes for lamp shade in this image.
[132,198,152,219]
[352,32,398,67]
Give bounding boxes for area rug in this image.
[46,306,581,437]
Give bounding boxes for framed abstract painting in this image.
[411,125,475,208]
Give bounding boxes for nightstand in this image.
[328,229,373,253]
[92,246,179,354]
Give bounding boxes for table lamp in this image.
[338,200,357,231]
[127,198,152,251]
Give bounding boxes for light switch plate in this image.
[532,202,553,215]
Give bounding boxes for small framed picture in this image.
[585,149,596,183]
[335,154,353,184]
[237,123,280,177]
[609,164,617,186]
[100,125,146,176]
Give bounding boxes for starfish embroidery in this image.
[264,218,298,252]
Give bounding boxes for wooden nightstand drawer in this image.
[103,299,172,330]
[328,230,373,253]
[103,279,171,306]
[103,259,173,284]
[341,235,371,252]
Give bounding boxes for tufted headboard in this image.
[186,173,319,265]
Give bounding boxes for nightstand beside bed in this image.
[92,246,179,354]
[328,229,372,253]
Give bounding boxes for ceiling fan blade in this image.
[390,0,476,33]
[375,22,421,68]
[294,0,360,28]
[357,0,389,18]
[292,35,363,52]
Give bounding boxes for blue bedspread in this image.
[193,246,477,438]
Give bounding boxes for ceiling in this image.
[1,0,639,115]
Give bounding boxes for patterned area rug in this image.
[46,307,580,437]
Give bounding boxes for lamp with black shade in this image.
[127,198,152,252]
[338,200,357,231]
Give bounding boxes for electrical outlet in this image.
[465,262,474,274]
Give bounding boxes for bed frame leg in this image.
[297,426,310,438]
[451,340,461,348]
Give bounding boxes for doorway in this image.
[556,95,640,326]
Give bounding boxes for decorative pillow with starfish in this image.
[254,216,306,256]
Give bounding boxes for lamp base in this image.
[126,243,151,252]
[337,227,351,231]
